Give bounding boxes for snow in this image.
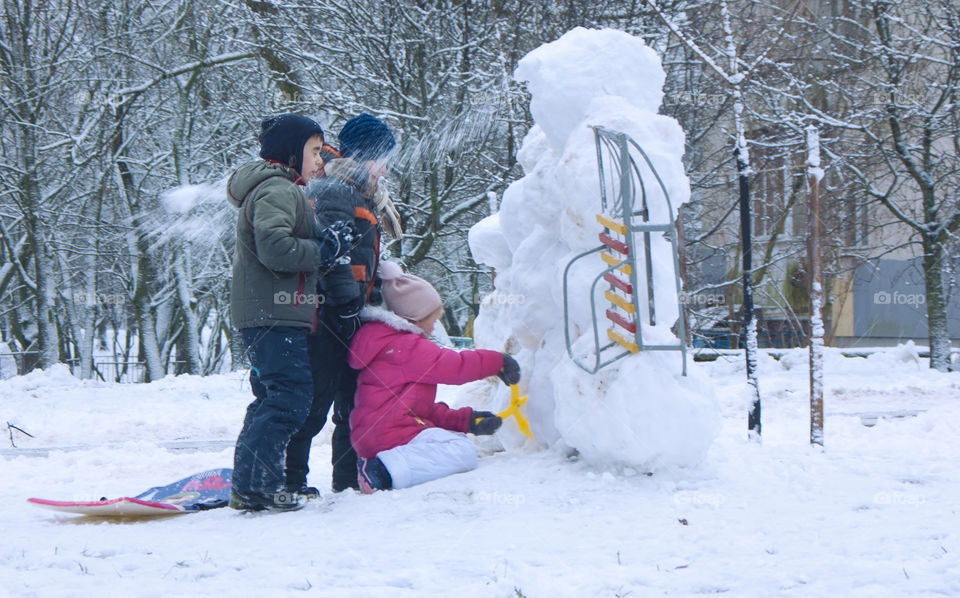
[469,28,718,470]
[3,347,960,596]
[159,182,223,214]
[514,27,665,153]
[466,212,510,272]
[157,179,232,246]
[806,124,825,184]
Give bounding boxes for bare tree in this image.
[776,0,960,370]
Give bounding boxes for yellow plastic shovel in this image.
[496,384,534,440]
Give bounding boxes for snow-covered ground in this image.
[2,345,958,597]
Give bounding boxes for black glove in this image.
[314,220,356,269]
[330,295,364,340]
[469,410,502,435]
[497,353,521,386]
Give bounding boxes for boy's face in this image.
[300,134,326,181]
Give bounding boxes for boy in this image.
[227,114,354,512]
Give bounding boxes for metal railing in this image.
[562,127,687,375]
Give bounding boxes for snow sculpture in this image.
[469,28,719,470]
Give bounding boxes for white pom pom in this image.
[379,260,403,280]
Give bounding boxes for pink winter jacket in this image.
[347,307,504,459]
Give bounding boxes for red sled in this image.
[28,468,232,517]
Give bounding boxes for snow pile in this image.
[866,340,922,367]
[778,343,924,377]
[468,28,719,470]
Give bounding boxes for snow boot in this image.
[285,485,321,500]
[357,457,392,494]
[229,488,305,512]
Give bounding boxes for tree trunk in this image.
[922,232,951,371]
[172,245,203,374]
[806,125,824,446]
[719,0,761,440]
[32,242,61,368]
[737,142,761,440]
[228,321,246,371]
[132,274,165,382]
[20,125,60,368]
[77,191,104,379]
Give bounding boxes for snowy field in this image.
[2,345,958,597]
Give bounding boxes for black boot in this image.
[284,485,321,500]
[229,488,305,513]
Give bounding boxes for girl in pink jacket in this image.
[347,265,520,493]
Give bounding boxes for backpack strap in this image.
[354,206,380,301]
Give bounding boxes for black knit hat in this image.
[258,114,325,175]
[338,113,396,162]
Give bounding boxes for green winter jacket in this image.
[227,161,326,330]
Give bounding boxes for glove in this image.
[314,220,357,269]
[336,312,362,340]
[497,353,521,386]
[331,296,364,340]
[469,410,502,435]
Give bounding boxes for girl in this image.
[347,264,520,493]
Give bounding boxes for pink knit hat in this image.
[380,262,443,322]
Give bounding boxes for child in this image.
[347,264,521,493]
[227,114,355,512]
[287,115,399,495]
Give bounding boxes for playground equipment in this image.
[562,127,687,375]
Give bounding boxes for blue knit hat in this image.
[258,114,324,175]
[338,113,396,162]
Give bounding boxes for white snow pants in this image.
[376,427,478,489]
